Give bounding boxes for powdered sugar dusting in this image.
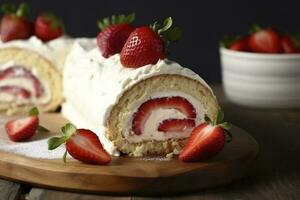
[0,117,68,159]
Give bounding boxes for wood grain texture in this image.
[29,188,130,200]
[0,179,21,200]
[0,112,257,195]
[26,85,300,199]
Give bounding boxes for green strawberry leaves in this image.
[48,123,77,163]
[150,17,182,44]
[249,24,262,34]
[37,125,50,133]
[204,110,232,142]
[48,136,68,150]
[286,32,300,48]
[48,123,77,150]
[215,110,224,125]
[97,13,135,30]
[61,123,77,137]
[1,2,29,18]
[42,12,64,31]
[1,3,16,15]
[28,107,50,133]
[28,107,39,116]
[219,35,241,48]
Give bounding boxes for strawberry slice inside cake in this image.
[62,16,219,157]
[0,66,45,102]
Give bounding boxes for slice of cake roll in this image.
[63,40,219,157]
[0,36,73,115]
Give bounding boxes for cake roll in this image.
[0,36,74,115]
[62,40,219,157]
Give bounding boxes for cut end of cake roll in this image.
[0,48,62,115]
[62,40,219,157]
[106,74,219,157]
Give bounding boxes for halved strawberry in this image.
[179,110,232,162]
[132,96,196,135]
[0,66,43,97]
[229,37,250,51]
[48,123,111,165]
[248,25,282,53]
[34,12,64,42]
[158,118,195,132]
[5,107,49,142]
[121,17,182,68]
[0,3,33,42]
[97,13,135,58]
[281,36,300,53]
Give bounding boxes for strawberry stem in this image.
[225,130,233,143]
[63,149,68,163]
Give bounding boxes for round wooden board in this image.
[0,113,258,195]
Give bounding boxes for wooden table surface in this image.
[0,85,299,200]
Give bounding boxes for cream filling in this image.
[0,63,51,105]
[123,91,205,143]
[0,77,50,104]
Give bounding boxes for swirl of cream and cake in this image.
[0,36,88,115]
[62,40,219,157]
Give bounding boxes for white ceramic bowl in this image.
[220,48,300,108]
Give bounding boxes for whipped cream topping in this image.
[62,40,214,155]
[0,36,74,71]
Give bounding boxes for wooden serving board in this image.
[0,113,258,195]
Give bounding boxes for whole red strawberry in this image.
[281,36,300,53]
[97,13,135,58]
[5,107,49,142]
[35,12,64,42]
[179,110,232,162]
[229,37,250,52]
[121,17,182,68]
[0,3,33,42]
[48,123,111,165]
[248,25,282,53]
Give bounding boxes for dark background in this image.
[2,0,300,83]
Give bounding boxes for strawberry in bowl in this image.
[220,25,300,108]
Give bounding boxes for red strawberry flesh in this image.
[281,36,300,53]
[179,123,226,162]
[5,116,39,142]
[229,37,250,51]
[97,24,134,58]
[0,15,33,42]
[121,26,165,68]
[248,29,282,53]
[66,129,111,165]
[158,118,195,132]
[0,66,43,97]
[132,96,196,135]
[34,13,63,42]
[0,86,31,99]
